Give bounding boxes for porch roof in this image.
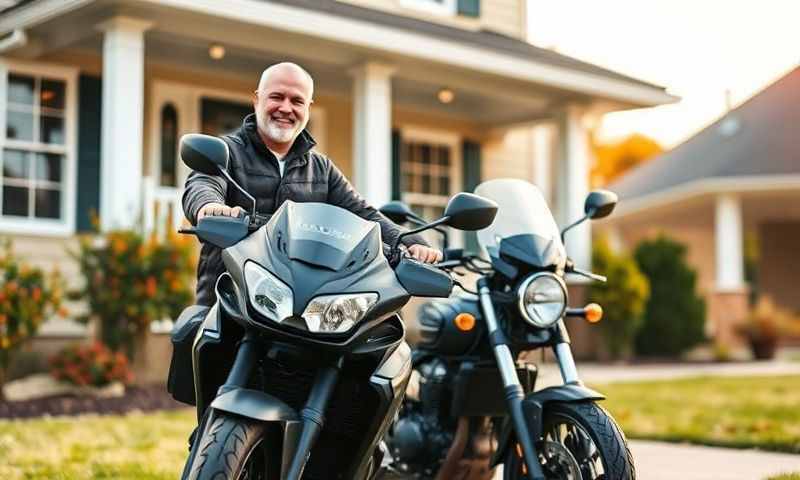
[609,66,800,211]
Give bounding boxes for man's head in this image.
[253,62,314,152]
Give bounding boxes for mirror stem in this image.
[393,216,450,251]
[219,168,257,216]
[560,213,590,242]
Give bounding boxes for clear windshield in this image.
[475,179,564,256]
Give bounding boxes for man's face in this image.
[253,66,313,148]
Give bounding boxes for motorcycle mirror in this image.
[180,133,229,175]
[443,193,498,231]
[380,201,415,224]
[584,190,618,219]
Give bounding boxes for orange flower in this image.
[145,276,157,298]
[31,287,42,302]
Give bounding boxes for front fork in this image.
[477,278,582,480]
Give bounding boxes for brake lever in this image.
[570,266,607,283]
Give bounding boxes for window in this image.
[159,103,178,187]
[201,97,252,136]
[399,0,457,16]
[1,65,75,234]
[400,130,461,248]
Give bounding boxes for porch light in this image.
[208,43,226,60]
[437,87,454,104]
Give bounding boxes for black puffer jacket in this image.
[182,114,428,306]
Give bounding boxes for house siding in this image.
[337,0,526,39]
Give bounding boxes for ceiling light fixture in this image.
[208,44,226,60]
[437,88,454,104]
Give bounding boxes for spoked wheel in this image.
[504,402,635,480]
[186,413,272,480]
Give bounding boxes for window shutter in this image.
[462,139,482,253]
[77,75,102,232]
[457,0,480,17]
[391,129,402,201]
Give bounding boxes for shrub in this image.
[634,235,706,357]
[49,341,133,387]
[70,230,196,357]
[589,237,650,359]
[0,241,65,396]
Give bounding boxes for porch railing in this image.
[141,176,184,240]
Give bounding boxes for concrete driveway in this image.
[630,440,800,480]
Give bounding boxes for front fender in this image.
[210,388,299,422]
[490,384,605,467]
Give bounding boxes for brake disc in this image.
[539,441,582,480]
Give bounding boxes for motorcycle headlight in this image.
[518,273,567,328]
[302,293,378,333]
[244,262,294,323]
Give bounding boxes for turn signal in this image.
[454,313,476,332]
[585,303,603,323]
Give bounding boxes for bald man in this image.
[183,62,441,306]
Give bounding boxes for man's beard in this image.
[258,112,306,145]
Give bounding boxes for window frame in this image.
[399,126,463,248]
[399,0,458,16]
[0,59,77,237]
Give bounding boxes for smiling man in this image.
[183,62,441,306]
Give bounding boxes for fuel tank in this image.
[416,293,483,356]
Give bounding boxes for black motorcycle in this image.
[166,134,498,480]
[379,179,635,480]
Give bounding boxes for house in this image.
[599,66,800,351]
[0,0,673,376]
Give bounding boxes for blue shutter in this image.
[457,0,480,17]
[76,75,102,232]
[462,139,482,254]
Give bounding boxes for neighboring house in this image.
[599,66,800,350]
[0,0,673,373]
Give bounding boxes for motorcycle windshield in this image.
[474,179,566,268]
[268,201,381,271]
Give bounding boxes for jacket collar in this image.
[241,113,316,170]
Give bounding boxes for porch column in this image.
[715,194,745,290]
[97,17,152,231]
[556,105,593,270]
[531,124,553,204]
[351,63,395,208]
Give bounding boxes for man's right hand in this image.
[197,202,243,221]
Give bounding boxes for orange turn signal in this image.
[585,303,603,323]
[454,313,476,332]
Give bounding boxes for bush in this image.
[49,341,133,387]
[0,241,64,395]
[634,235,706,357]
[70,230,196,357]
[589,237,650,359]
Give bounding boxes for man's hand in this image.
[197,202,243,221]
[407,244,443,264]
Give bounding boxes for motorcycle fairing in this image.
[489,384,606,468]
[497,233,566,271]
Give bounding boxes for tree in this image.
[634,235,706,357]
[589,237,650,360]
[591,133,663,187]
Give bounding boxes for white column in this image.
[97,16,152,231]
[531,124,553,205]
[557,105,592,270]
[715,194,745,291]
[351,63,394,208]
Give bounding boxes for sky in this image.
[527,0,800,148]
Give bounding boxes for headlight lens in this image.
[518,273,567,328]
[302,294,378,333]
[244,262,294,323]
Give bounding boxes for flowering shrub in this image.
[70,229,196,356]
[0,241,65,394]
[49,341,133,387]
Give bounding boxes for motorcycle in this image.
[378,179,635,480]
[166,133,498,480]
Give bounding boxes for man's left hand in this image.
[407,244,443,264]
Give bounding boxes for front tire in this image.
[187,412,269,480]
[504,401,635,480]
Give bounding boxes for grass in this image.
[594,375,800,453]
[1,375,799,478]
[0,409,195,480]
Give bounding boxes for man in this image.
[183,62,442,306]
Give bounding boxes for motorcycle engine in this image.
[386,358,454,476]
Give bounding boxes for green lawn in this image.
[0,409,195,480]
[595,374,800,453]
[768,475,800,480]
[1,375,799,479]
